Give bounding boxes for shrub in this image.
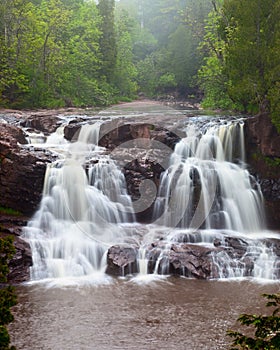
[227,293,280,349]
[0,236,17,350]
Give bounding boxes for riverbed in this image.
[9,277,280,350]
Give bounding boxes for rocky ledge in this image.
[0,214,32,283]
[0,123,55,216]
[106,233,279,279]
[0,117,58,283]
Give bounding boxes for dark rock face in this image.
[167,243,214,279]
[106,245,138,276]
[0,215,32,283]
[8,237,32,283]
[245,113,280,229]
[106,233,280,279]
[0,122,54,283]
[0,123,54,216]
[124,159,165,222]
[20,114,61,134]
[245,113,280,157]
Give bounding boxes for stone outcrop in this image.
[0,215,32,283]
[245,113,280,157]
[106,233,278,279]
[106,245,138,276]
[0,123,55,216]
[8,236,32,283]
[245,113,280,229]
[20,114,60,134]
[0,122,54,284]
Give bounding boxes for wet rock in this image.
[20,114,61,134]
[124,159,165,223]
[106,245,138,276]
[223,236,248,258]
[245,113,280,229]
[245,113,280,157]
[8,237,32,284]
[262,238,280,257]
[0,214,32,284]
[167,243,215,279]
[99,122,180,150]
[0,123,28,146]
[64,123,81,141]
[260,179,280,201]
[105,232,280,280]
[0,123,54,215]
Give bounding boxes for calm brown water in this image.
[9,277,280,350]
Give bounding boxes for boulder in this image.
[168,243,215,279]
[20,114,60,134]
[106,245,138,276]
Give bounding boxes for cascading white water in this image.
[151,118,277,280]
[23,121,135,283]
[153,119,265,232]
[23,111,278,284]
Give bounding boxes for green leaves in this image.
[199,0,280,122]
[0,236,15,283]
[0,236,17,350]
[227,293,280,350]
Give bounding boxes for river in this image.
[9,278,280,349]
[7,101,280,349]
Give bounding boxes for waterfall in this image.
[23,120,135,283]
[23,111,278,284]
[153,119,265,232]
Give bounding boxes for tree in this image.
[221,0,279,113]
[228,293,280,349]
[0,0,32,106]
[167,24,197,94]
[113,9,138,98]
[57,0,106,106]
[198,0,280,122]
[0,236,17,350]
[97,0,117,83]
[198,1,239,110]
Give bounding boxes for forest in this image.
[0,0,280,130]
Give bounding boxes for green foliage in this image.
[198,55,238,110]
[268,82,280,134]
[117,0,213,97]
[227,293,280,349]
[0,0,216,106]
[264,156,280,168]
[0,236,17,350]
[113,9,138,98]
[199,0,280,124]
[0,207,22,217]
[158,73,177,92]
[0,0,112,108]
[167,25,197,92]
[0,236,15,283]
[98,0,117,83]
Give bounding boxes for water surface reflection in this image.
[9,278,280,350]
